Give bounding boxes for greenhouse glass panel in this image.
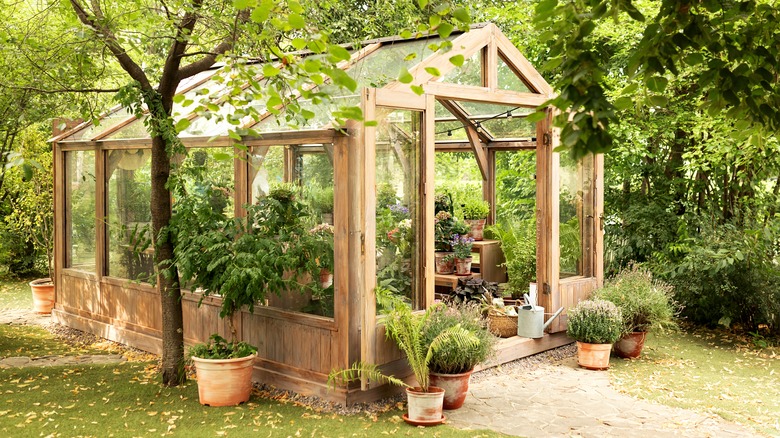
[559,153,594,278]
[62,108,135,141]
[249,146,285,202]
[439,52,482,86]
[497,56,532,93]
[65,150,96,272]
[106,149,153,281]
[374,108,422,310]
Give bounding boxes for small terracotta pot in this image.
[30,278,55,314]
[465,219,486,241]
[576,341,612,370]
[405,386,445,422]
[454,257,472,276]
[429,370,473,410]
[192,354,256,406]
[613,331,647,359]
[318,268,333,288]
[434,252,455,274]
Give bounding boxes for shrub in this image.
[486,218,535,298]
[594,264,679,334]
[422,302,496,374]
[462,199,490,220]
[567,299,623,344]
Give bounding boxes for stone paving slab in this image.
[446,356,761,437]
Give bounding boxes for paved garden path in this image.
[447,356,761,437]
[0,309,126,369]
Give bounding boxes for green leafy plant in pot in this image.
[174,184,325,406]
[422,302,496,409]
[567,299,623,370]
[593,264,679,358]
[328,297,480,425]
[462,198,490,241]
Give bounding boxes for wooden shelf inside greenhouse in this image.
[435,272,481,289]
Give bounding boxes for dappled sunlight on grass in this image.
[0,279,33,310]
[610,325,780,436]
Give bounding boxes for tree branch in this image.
[0,83,120,94]
[69,0,151,89]
[176,9,250,82]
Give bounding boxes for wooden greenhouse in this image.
[51,23,603,404]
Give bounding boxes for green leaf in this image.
[525,111,547,123]
[535,0,558,14]
[398,68,413,84]
[328,68,358,92]
[417,0,429,8]
[645,76,668,93]
[174,118,191,133]
[328,45,351,62]
[266,95,283,109]
[424,67,441,77]
[453,7,470,24]
[263,64,281,77]
[436,22,454,38]
[291,38,307,50]
[449,54,465,67]
[233,0,252,9]
[288,0,304,14]
[647,95,668,107]
[542,57,562,71]
[410,85,424,95]
[172,94,185,103]
[288,13,305,29]
[213,152,232,161]
[251,0,274,22]
[614,97,634,111]
[429,15,441,27]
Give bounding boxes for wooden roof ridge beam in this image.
[491,26,554,96]
[428,82,548,108]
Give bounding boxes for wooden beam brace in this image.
[464,124,489,181]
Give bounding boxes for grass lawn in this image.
[610,325,780,437]
[0,362,502,437]
[0,278,33,310]
[0,324,111,358]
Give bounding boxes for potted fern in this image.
[423,302,495,410]
[174,184,324,406]
[329,298,479,425]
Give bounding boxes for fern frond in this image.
[327,361,409,391]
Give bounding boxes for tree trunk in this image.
[150,130,186,386]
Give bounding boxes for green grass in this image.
[0,278,33,310]
[610,326,780,437]
[0,363,503,437]
[0,325,112,358]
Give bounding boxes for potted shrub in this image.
[329,299,479,425]
[174,184,324,406]
[423,302,496,410]
[462,198,490,241]
[450,234,475,276]
[307,185,334,225]
[566,299,623,370]
[593,264,679,358]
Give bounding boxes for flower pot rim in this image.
[191,353,257,364]
[429,369,474,378]
[406,386,445,395]
[29,278,54,287]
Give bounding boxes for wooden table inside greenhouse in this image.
[435,272,481,290]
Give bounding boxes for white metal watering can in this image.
[517,305,564,339]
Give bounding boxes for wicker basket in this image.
[487,310,518,338]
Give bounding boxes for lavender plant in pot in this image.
[566,299,623,370]
[450,234,475,276]
[593,264,679,358]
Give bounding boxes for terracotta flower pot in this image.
[576,341,612,370]
[429,370,473,410]
[613,331,648,359]
[434,252,455,274]
[454,257,472,276]
[318,268,333,289]
[465,219,486,241]
[192,354,256,406]
[404,386,445,425]
[30,278,55,314]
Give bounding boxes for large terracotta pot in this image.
[454,257,472,276]
[434,252,455,274]
[576,341,612,370]
[192,354,256,406]
[30,278,55,314]
[429,370,473,410]
[465,219,486,241]
[613,331,648,359]
[404,386,445,425]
